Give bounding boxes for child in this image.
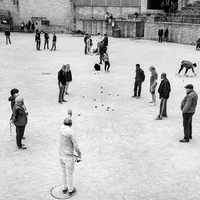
[104,49,110,72]
[65,64,72,95]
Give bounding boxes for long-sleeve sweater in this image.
[59,125,81,158]
[181,90,198,113]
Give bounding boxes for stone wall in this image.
[144,22,200,44]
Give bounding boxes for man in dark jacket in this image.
[156,73,171,120]
[132,64,145,99]
[180,84,198,142]
[158,28,164,43]
[99,41,106,64]
[58,65,67,104]
[35,30,41,50]
[4,28,11,45]
[44,31,49,49]
[50,32,57,51]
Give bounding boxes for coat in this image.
[12,105,28,126]
[158,78,171,99]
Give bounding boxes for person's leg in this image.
[59,157,68,190]
[157,98,164,119]
[47,40,49,49]
[65,82,69,94]
[184,68,189,76]
[54,42,56,51]
[133,81,138,97]
[183,113,190,141]
[107,61,110,72]
[58,84,63,102]
[178,65,184,74]
[162,99,167,116]
[137,81,142,97]
[85,44,87,54]
[44,40,46,49]
[61,85,66,101]
[188,113,194,139]
[64,156,74,192]
[39,41,41,50]
[6,36,8,45]
[9,36,11,44]
[16,126,20,147]
[18,126,26,146]
[161,36,163,43]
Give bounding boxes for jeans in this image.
[6,36,11,44]
[16,125,26,147]
[51,42,56,50]
[134,81,142,97]
[44,39,49,49]
[159,36,163,43]
[59,156,74,192]
[183,113,194,140]
[158,98,167,118]
[36,40,41,50]
[58,84,66,102]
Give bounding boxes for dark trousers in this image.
[158,98,167,118]
[134,81,142,97]
[99,53,104,64]
[105,61,110,71]
[58,84,66,102]
[159,36,163,43]
[183,113,194,140]
[36,40,41,50]
[16,126,26,147]
[51,42,56,51]
[44,39,49,49]
[178,65,188,74]
[6,36,11,44]
[84,44,87,54]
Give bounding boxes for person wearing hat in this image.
[180,84,198,142]
[132,64,145,99]
[178,60,197,76]
[12,96,28,150]
[155,73,171,120]
[149,66,158,106]
[59,117,81,196]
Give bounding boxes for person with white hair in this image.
[59,117,81,196]
[12,96,28,150]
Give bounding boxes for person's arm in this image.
[191,66,196,75]
[71,133,81,158]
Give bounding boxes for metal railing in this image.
[169,0,184,13]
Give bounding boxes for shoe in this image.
[62,188,68,194]
[22,137,26,139]
[136,96,140,99]
[189,136,192,139]
[69,188,76,196]
[131,96,137,98]
[148,101,153,103]
[62,99,67,102]
[155,117,162,120]
[179,139,189,143]
[162,114,168,117]
[65,92,69,95]
[18,146,27,150]
[150,103,156,106]
[21,144,25,146]
[58,101,63,104]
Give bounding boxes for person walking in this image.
[12,96,28,150]
[65,64,72,95]
[4,28,11,45]
[155,73,171,120]
[44,31,49,49]
[104,48,110,72]
[58,65,67,104]
[178,60,197,76]
[50,32,57,51]
[180,84,198,142]
[149,66,158,106]
[158,27,164,43]
[35,30,41,50]
[59,117,81,196]
[132,64,145,99]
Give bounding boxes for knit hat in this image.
[185,84,193,89]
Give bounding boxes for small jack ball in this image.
[95,106,97,108]
[101,92,103,93]
[102,104,104,106]
[94,99,96,101]
[83,96,85,98]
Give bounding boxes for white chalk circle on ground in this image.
[50,185,77,199]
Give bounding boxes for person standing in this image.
[158,27,164,43]
[35,30,41,50]
[65,64,72,95]
[178,60,197,76]
[58,65,67,104]
[96,33,102,55]
[4,28,11,45]
[155,73,171,120]
[44,31,49,49]
[12,96,28,150]
[132,64,145,99]
[149,66,158,106]
[31,23,35,32]
[20,22,25,33]
[103,34,108,47]
[180,84,198,142]
[84,34,88,54]
[164,27,169,42]
[104,48,110,72]
[50,32,57,51]
[59,117,81,196]
[99,41,106,64]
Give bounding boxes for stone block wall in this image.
[144,22,200,45]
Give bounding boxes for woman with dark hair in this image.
[12,96,28,150]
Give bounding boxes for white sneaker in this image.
[150,102,156,106]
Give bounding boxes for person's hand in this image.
[194,73,197,76]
